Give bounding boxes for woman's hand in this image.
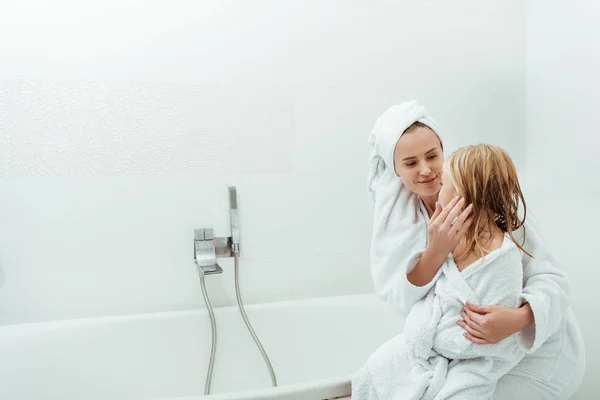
[427,195,474,258]
[458,302,533,344]
[407,196,473,287]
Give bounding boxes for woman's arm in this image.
[407,244,448,287]
[369,160,436,316]
[514,211,571,352]
[367,102,472,316]
[408,199,473,287]
[369,165,473,316]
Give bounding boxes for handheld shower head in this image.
[228,186,240,254]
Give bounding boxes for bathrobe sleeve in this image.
[368,155,442,317]
[515,211,571,353]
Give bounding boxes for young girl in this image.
[411,143,531,398]
[354,143,533,399]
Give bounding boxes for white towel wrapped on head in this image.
[368,101,441,175]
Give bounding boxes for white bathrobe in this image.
[353,237,527,400]
[357,101,585,399]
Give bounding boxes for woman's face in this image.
[438,160,459,208]
[393,126,444,198]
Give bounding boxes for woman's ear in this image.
[393,141,402,177]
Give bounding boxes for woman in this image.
[354,143,535,399]
[360,101,585,399]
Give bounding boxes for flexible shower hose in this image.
[198,255,277,395]
[234,254,278,387]
[198,272,217,395]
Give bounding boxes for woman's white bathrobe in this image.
[357,101,585,399]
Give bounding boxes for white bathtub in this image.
[0,293,404,400]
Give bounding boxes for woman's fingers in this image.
[464,301,491,315]
[463,308,486,327]
[459,311,487,341]
[456,215,474,237]
[435,195,460,225]
[461,310,481,329]
[458,320,486,340]
[430,202,443,223]
[452,203,474,232]
[441,197,466,231]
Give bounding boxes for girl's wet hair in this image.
[448,144,532,261]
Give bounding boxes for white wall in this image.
[526,1,600,397]
[0,0,526,325]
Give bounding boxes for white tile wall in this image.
[0,0,525,325]
[526,1,600,397]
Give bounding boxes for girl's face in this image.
[438,160,459,208]
[393,126,444,198]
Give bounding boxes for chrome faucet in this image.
[194,228,224,275]
[194,186,241,275]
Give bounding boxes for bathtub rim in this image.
[0,292,378,332]
[162,374,352,400]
